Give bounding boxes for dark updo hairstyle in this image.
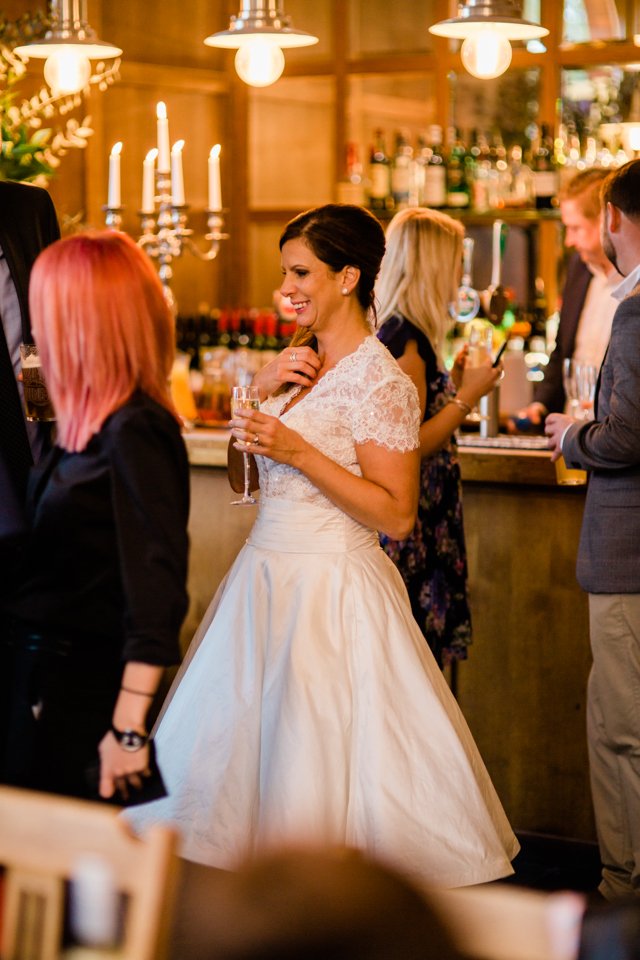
[279,204,386,352]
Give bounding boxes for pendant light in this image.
[204,1,319,88]
[429,0,548,80]
[14,0,122,97]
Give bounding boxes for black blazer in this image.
[533,255,592,414]
[0,180,60,498]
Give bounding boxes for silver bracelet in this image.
[449,397,472,416]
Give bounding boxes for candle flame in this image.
[156,101,167,120]
[210,144,221,159]
[145,148,158,163]
[171,139,185,154]
[111,141,123,156]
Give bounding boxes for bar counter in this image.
[182,428,595,843]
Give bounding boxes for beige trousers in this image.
[588,593,640,900]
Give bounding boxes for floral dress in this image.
[377,314,472,668]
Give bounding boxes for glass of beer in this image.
[555,455,587,486]
[19,343,55,422]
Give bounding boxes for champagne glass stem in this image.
[243,451,251,499]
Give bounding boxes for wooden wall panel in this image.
[249,76,335,209]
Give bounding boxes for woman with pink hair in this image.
[0,230,189,802]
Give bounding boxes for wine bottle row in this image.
[177,307,296,371]
[173,308,297,425]
[338,118,636,216]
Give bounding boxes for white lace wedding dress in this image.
[126,336,519,888]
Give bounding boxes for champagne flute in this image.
[562,358,580,418]
[465,321,494,422]
[230,384,260,506]
[575,363,598,421]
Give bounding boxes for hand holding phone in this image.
[492,340,508,367]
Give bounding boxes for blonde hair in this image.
[376,207,464,361]
[557,168,609,219]
[30,230,178,452]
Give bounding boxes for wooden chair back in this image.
[0,785,180,960]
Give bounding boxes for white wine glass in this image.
[230,384,260,506]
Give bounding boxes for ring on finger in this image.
[289,351,297,362]
[253,434,260,445]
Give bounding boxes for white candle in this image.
[141,147,158,214]
[156,101,170,172]
[208,144,222,211]
[171,140,185,206]
[107,141,122,209]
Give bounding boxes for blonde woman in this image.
[377,207,500,669]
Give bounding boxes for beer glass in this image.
[19,343,55,422]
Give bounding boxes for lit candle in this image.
[171,140,185,206]
[208,144,222,211]
[141,147,158,214]
[107,142,122,209]
[156,101,170,172]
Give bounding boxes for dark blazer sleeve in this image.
[105,403,190,666]
[563,294,640,471]
[533,255,592,414]
[0,180,60,342]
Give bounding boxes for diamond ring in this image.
[253,434,260,445]
[289,351,297,362]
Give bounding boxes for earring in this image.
[341,286,349,296]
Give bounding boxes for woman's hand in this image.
[457,358,502,409]
[98,731,151,801]
[450,345,468,390]
[230,407,307,465]
[252,344,322,399]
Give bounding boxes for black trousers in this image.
[0,619,122,800]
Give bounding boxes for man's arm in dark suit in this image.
[563,294,640,471]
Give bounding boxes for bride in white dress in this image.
[126,203,519,888]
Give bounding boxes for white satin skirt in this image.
[125,498,519,888]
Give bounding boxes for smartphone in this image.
[492,340,508,367]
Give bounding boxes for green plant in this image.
[0,10,119,184]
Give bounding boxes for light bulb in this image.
[43,49,92,95]
[234,38,285,87]
[460,31,512,80]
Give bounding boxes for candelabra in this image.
[104,169,228,313]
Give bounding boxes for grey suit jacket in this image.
[563,287,640,593]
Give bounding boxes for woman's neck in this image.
[315,317,370,369]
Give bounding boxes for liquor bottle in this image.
[446,127,470,209]
[336,141,366,205]
[367,129,392,211]
[503,145,533,208]
[470,131,493,212]
[217,309,232,351]
[391,129,412,210]
[420,125,446,209]
[531,123,559,209]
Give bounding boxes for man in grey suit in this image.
[546,159,640,901]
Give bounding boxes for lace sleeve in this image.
[352,374,421,451]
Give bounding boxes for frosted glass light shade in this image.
[234,39,285,87]
[43,49,92,95]
[460,31,512,79]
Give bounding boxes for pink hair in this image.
[29,230,179,452]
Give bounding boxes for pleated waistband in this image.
[247,498,380,554]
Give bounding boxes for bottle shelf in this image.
[372,206,562,226]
